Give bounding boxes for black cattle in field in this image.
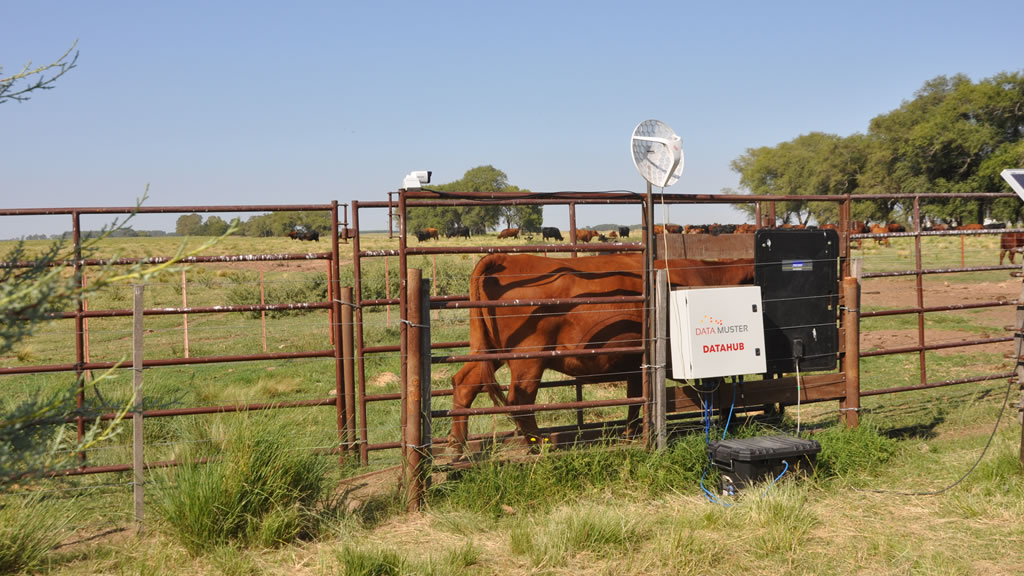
[541,227,563,241]
[447,225,471,239]
[618,226,630,238]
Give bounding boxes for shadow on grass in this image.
[881,414,945,441]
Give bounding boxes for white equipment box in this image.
[669,285,767,380]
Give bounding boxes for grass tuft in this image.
[0,493,73,573]
[430,434,711,515]
[511,505,643,568]
[336,544,406,576]
[150,412,330,555]
[814,421,900,479]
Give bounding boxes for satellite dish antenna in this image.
[631,119,684,188]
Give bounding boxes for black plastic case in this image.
[707,435,821,494]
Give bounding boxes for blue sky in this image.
[2,1,1021,238]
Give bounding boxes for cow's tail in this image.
[469,256,509,407]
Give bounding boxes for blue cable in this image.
[760,459,789,498]
[700,466,731,506]
[721,378,738,440]
[702,378,741,506]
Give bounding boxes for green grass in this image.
[150,412,332,555]
[0,493,74,573]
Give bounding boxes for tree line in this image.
[170,165,545,239]
[174,210,331,237]
[730,72,1024,227]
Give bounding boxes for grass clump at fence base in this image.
[151,412,330,555]
[813,421,900,480]
[429,433,710,516]
[430,421,910,518]
[0,493,73,573]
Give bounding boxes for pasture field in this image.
[1,231,1022,575]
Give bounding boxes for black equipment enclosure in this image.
[754,229,839,373]
[708,435,821,494]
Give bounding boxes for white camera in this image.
[402,170,432,190]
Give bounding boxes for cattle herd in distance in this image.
[291,219,1020,263]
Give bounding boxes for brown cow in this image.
[959,223,985,231]
[652,224,684,235]
[575,229,599,243]
[869,224,890,246]
[415,227,439,242]
[1000,232,1024,265]
[497,228,520,239]
[449,253,755,451]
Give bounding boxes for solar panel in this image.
[1001,169,1024,200]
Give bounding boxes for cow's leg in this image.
[1000,249,1006,265]
[624,372,643,439]
[449,362,491,454]
[505,360,545,446]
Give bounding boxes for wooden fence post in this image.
[404,269,431,511]
[132,284,145,533]
[654,269,668,450]
[841,276,861,428]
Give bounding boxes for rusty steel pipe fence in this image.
[5,190,1021,480]
[848,194,1022,396]
[0,202,356,478]
[357,189,1023,469]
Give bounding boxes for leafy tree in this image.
[200,215,230,236]
[731,132,867,225]
[242,213,275,237]
[731,71,1024,226]
[175,213,203,236]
